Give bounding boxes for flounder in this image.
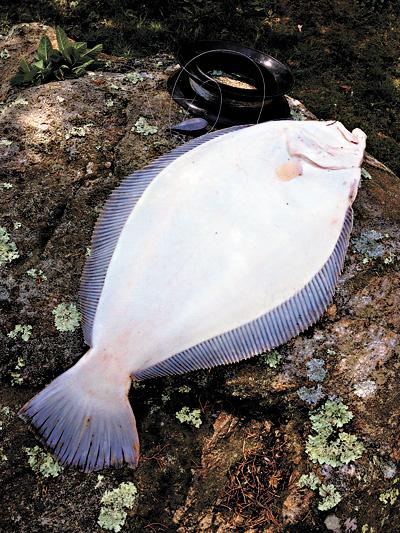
[20,120,366,471]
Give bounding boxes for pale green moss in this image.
[25,446,64,477]
[175,406,202,428]
[318,483,342,511]
[0,139,13,146]
[132,117,158,136]
[305,400,365,467]
[8,324,32,342]
[262,350,282,368]
[10,356,25,385]
[0,226,19,266]
[98,482,138,532]
[0,182,12,189]
[52,303,81,332]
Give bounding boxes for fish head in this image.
[284,121,367,204]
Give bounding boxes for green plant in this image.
[11,27,102,87]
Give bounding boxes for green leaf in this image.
[73,59,94,75]
[55,27,70,55]
[84,43,103,58]
[69,46,82,63]
[74,42,88,53]
[10,71,28,86]
[37,35,53,61]
[33,59,45,70]
[19,58,31,74]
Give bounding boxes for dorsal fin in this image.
[79,126,248,346]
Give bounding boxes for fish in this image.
[19,120,366,471]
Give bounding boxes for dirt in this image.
[0,23,399,533]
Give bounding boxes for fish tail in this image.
[18,354,139,472]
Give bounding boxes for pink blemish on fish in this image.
[276,160,303,181]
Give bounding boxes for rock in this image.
[1,22,400,533]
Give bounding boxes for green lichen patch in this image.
[0,182,13,189]
[0,447,7,462]
[25,446,64,478]
[0,226,19,266]
[262,350,282,368]
[353,379,377,398]
[298,472,342,511]
[10,356,25,385]
[0,48,10,59]
[175,406,202,428]
[0,138,13,146]
[361,168,373,180]
[379,477,400,505]
[352,230,393,263]
[305,400,365,467]
[298,472,321,490]
[318,483,342,511]
[8,324,32,342]
[65,126,87,139]
[306,358,327,382]
[26,268,47,281]
[126,71,144,84]
[97,482,138,532]
[52,303,81,332]
[290,107,306,121]
[132,117,158,136]
[178,385,191,393]
[297,385,325,405]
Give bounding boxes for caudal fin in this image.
[19,366,140,472]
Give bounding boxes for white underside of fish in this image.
[92,121,364,374]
